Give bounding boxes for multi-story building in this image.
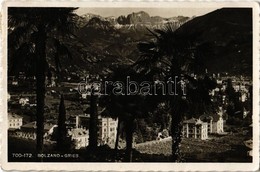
[68,128,89,149]
[74,113,118,148]
[182,118,208,140]
[200,108,225,134]
[212,110,224,134]
[75,114,90,129]
[8,113,23,129]
[98,117,118,147]
[199,115,213,133]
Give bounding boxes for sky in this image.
[76,8,219,18]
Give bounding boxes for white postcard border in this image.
[1,1,259,171]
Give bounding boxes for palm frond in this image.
[146,27,160,39]
[44,8,79,36]
[137,42,157,53]
[9,42,36,75]
[8,24,37,49]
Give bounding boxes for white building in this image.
[98,117,118,147]
[12,80,18,85]
[212,116,224,134]
[240,92,247,102]
[182,118,208,140]
[8,113,23,129]
[216,79,222,85]
[68,128,89,149]
[74,113,118,148]
[19,97,29,106]
[200,108,224,134]
[199,115,213,133]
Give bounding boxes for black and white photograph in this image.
[1,1,259,171]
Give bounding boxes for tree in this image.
[99,66,155,162]
[225,79,236,103]
[135,25,216,161]
[225,78,245,120]
[88,85,98,149]
[57,94,67,152]
[8,8,78,155]
[99,66,135,161]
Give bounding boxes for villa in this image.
[182,118,208,140]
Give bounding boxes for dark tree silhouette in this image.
[135,25,216,161]
[99,66,156,162]
[88,86,98,149]
[8,8,78,155]
[57,94,67,152]
[226,79,236,103]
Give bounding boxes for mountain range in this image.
[65,8,252,77]
[77,11,190,30]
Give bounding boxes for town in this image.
[8,71,253,161]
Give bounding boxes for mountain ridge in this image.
[174,8,252,75]
[77,11,190,29]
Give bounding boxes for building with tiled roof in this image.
[182,118,208,140]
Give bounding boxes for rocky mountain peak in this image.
[127,11,151,24]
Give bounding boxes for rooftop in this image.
[21,121,56,131]
[183,118,206,125]
[68,128,89,138]
[199,110,223,122]
[21,121,37,129]
[8,113,23,119]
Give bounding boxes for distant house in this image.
[200,108,224,134]
[212,110,224,134]
[81,93,89,99]
[18,121,57,140]
[8,113,23,129]
[240,92,247,102]
[182,118,208,140]
[233,83,247,93]
[68,128,89,149]
[216,79,222,85]
[11,80,18,86]
[46,76,56,87]
[243,108,250,119]
[19,97,29,106]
